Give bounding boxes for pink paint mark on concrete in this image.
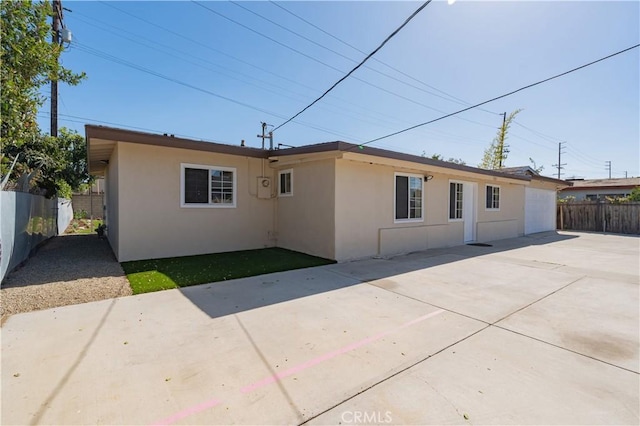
[151,397,222,426]
[150,309,445,425]
[240,309,444,394]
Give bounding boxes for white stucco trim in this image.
[485,184,501,211]
[278,169,293,197]
[448,180,464,222]
[394,172,425,224]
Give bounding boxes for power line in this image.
[70,43,364,142]
[102,0,498,133]
[511,121,562,144]
[361,44,640,146]
[71,11,420,132]
[272,1,433,131]
[194,1,478,127]
[37,111,234,143]
[69,15,451,135]
[509,132,557,151]
[96,1,323,96]
[566,143,603,163]
[72,42,286,119]
[231,0,491,113]
[268,0,501,116]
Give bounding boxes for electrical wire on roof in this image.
[272,1,433,132]
[357,44,640,147]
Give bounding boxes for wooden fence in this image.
[557,201,640,234]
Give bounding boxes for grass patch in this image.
[65,219,103,235]
[121,247,336,295]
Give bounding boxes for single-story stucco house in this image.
[559,177,640,200]
[85,125,570,262]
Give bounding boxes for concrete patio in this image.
[1,231,638,425]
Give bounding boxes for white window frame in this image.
[448,180,464,222]
[485,184,501,211]
[278,169,293,197]
[180,163,237,208]
[394,172,424,223]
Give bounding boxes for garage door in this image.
[525,187,557,234]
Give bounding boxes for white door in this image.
[463,182,477,242]
[525,187,556,234]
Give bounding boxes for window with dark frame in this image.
[184,168,209,204]
[449,182,463,219]
[182,165,235,207]
[395,174,422,220]
[486,185,500,209]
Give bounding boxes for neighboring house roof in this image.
[561,177,640,191]
[499,166,538,176]
[85,125,566,185]
[498,165,571,186]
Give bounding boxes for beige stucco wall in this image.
[475,179,525,242]
[333,159,528,261]
[114,142,275,262]
[105,144,120,259]
[274,159,335,260]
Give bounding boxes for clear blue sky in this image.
[40,1,639,179]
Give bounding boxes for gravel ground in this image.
[1,234,132,324]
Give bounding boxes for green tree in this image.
[1,1,86,196]
[3,128,91,197]
[628,186,640,202]
[1,0,84,148]
[425,153,467,165]
[479,109,522,170]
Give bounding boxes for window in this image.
[486,185,500,210]
[181,164,236,208]
[278,169,293,196]
[395,173,423,221]
[449,182,463,220]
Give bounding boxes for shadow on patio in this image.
[179,231,579,320]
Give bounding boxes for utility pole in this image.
[257,122,274,150]
[257,122,267,149]
[51,0,63,137]
[498,112,506,168]
[605,161,611,179]
[624,171,628,178]
[552,141,567,179]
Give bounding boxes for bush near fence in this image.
[557,201,640,235]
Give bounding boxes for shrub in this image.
[74,209,88,220]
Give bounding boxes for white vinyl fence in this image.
[0,191,73,283]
